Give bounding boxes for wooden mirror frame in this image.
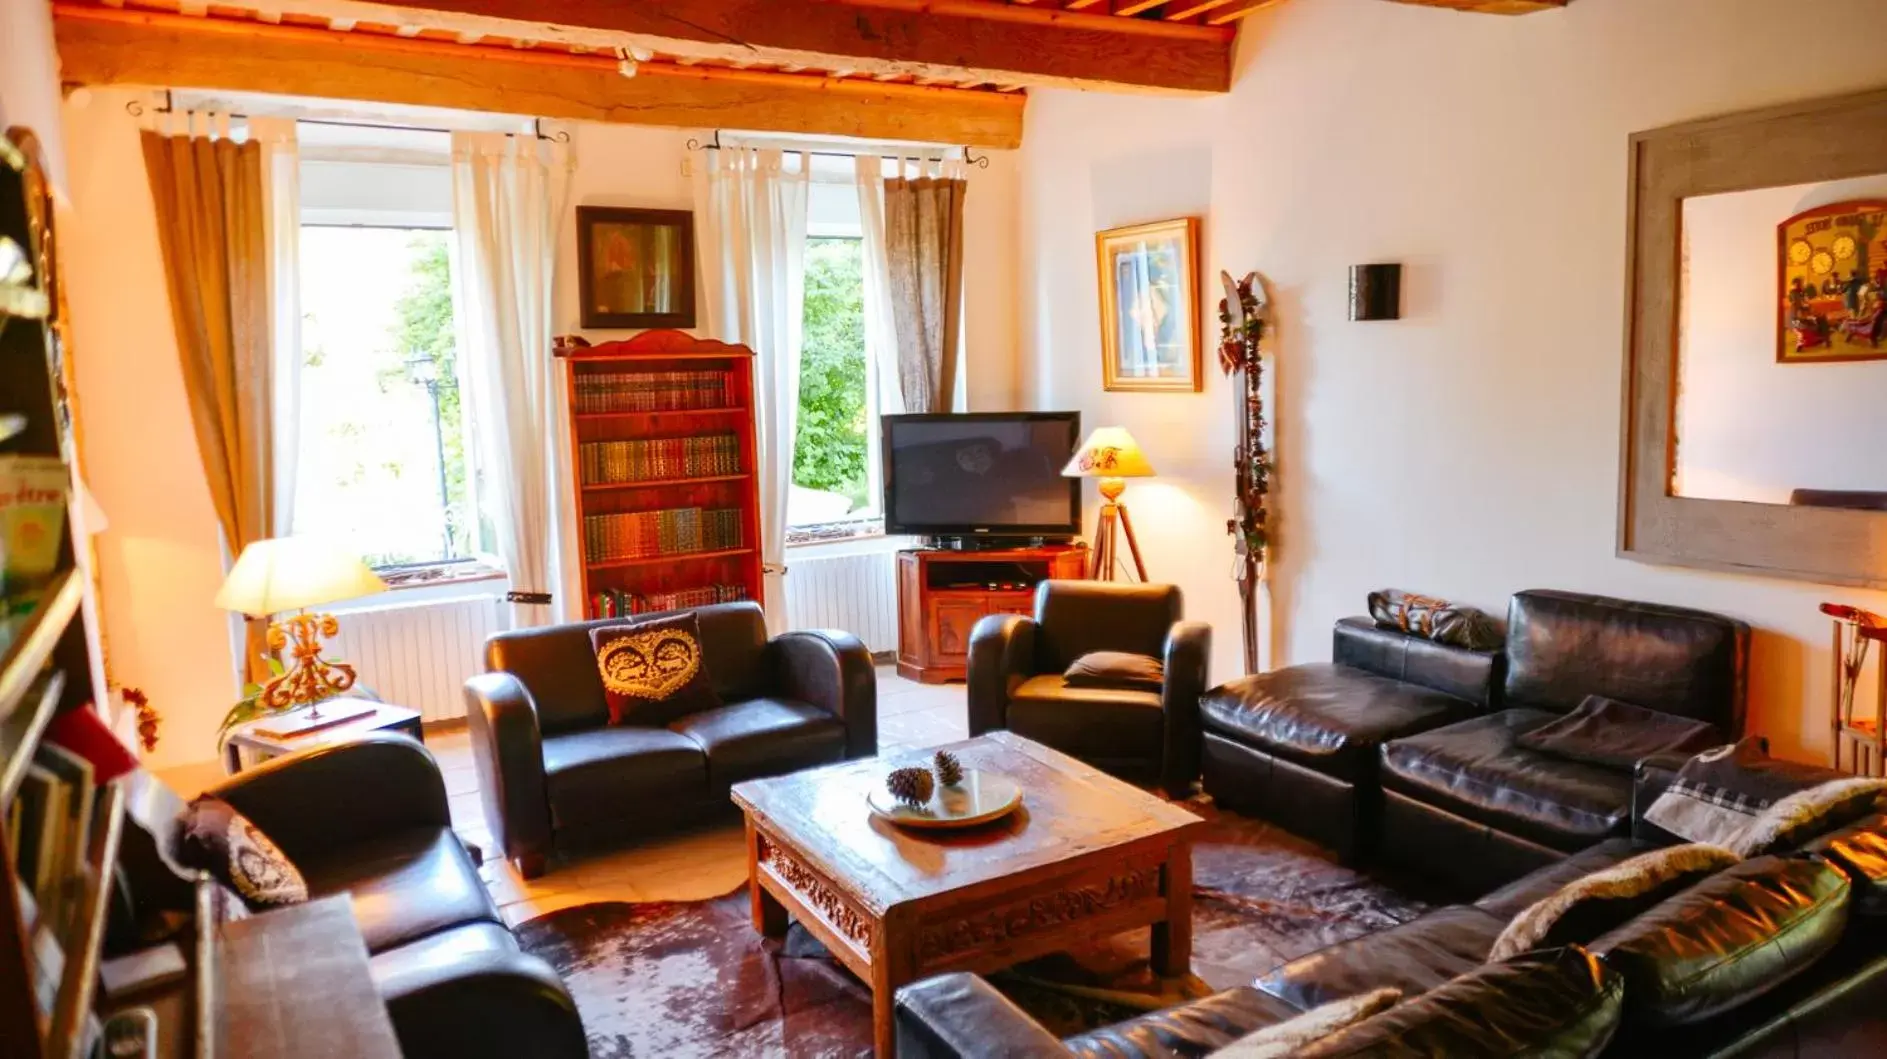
[1620,86,1887,588]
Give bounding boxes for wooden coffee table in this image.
[730,731,1205,1057]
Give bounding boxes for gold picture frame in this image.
[1095,217,1202,392]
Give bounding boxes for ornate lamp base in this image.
[258,610,359,717]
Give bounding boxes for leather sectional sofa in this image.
[1201,589,1747,891]
[893,766,1887,1058]
[463,600,876,877]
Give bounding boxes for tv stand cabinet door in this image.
[928,594,987,676]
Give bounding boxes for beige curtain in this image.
[883,162,969,413]
[140,128,279,681]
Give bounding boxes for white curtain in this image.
[693,148,809,633]
[251,116,301,536]
[450,131,574,627]
[854,156,904,420]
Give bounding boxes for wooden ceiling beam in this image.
[268,0,1233,94]
[1381,0,1569,12]
[50,4,1027,148]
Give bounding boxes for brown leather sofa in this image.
[893,762,1887,1058]
[967,580,1211,795]
[463,601,875,877]
[151,735,587,1059]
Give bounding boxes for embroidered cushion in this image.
[1367,589,1501,650]
[176,796,307,909]
[1064,651,1165,691]
[590,611,721,727]
[1517,695,1722,772]
[1215,988,1401,1058]
[1488,843,1739,962]
[1644,738,1849,846]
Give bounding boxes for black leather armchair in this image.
[204,735,586,1059]
[967,581,1209,795]
[464,600,875,877]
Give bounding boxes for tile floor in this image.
[406,666,963,927]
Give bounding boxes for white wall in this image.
[55,93,1020,768]
[1017,0,1887,763]
[1676,176,1887,504]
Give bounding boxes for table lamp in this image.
[214,536,387,718]
[1063,426,1156,581]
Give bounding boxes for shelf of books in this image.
[557,330,764,621]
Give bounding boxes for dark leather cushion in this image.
[1807,813,1887,918]
[176,795,309,908]
[298,827,499,953]
[1379,709,1635,850]
[1331,617,1500,707]
[1200,664,1478,782]
[668,696,846,790]
[1592,855,1853,1027]
[590,612,722,727]
[1502,589,1748,730]
[1517,695,1723,771]
[1006,675,1163,766]
[1065,986,1303,1058]
[1475,837,1642,920]
[1297,946,1624,1058]
[485,601,770,735]
[541,726,708,829]
[368,921,589,1059]
[1063,650,1165,691]
[1033,580,1181,672]
[1255,905,1505,1011]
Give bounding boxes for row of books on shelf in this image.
[583,506,744,562]
[587,582,749,620]
[579,434,742,485]
[1,454,71,628]
[9,732,99,1029]
[573,370,734,414]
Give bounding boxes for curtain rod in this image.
[124,90,571,142]
[684,129,989,168]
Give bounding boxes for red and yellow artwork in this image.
[1778,199,1887,362]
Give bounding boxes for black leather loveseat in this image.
[464,601,876,877]
[893,761,1887,1058]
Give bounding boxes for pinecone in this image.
[933,750,964,787]
[886,766,935,807]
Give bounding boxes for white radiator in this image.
[785,549,899,654]
[327,595,508,724]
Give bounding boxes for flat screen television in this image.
[881,412,1082,540]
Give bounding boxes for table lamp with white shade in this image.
[214,536,387,722]
[1062,426,1156,581]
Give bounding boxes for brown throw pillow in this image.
[1488,843,1739,962]
[1215,988,1402,1058]
[1367,589,1501,650]
[591,611,720,726]
[1064,651,1165,691]
[176,796,308,909]
[1517,695,1723,772]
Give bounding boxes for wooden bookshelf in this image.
[557,330,764,620]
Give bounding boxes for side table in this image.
[223,702,424,773]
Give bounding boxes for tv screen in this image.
[881,413,1081,537]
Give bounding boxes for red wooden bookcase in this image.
[557,329,764,619]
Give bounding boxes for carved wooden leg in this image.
[871,919,912,1058]
[746,818,789,937]
[1150,847,1193,978]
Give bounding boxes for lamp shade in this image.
[1063,427,1156,479]
[214,536,388,617]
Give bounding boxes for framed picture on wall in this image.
[576,206,696,329]
[1095,217,1202,392]
[1777,199,1887,363]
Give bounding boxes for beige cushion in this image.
[1214,988,1400,1059]
[1489,843,1737,962]
[1726,777,1887,858]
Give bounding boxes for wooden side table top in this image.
[217,895,402,1058]
[730,731,1204,913]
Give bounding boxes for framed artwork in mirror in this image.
[1095,217,1201,392]
[1778,200,1887,362]
[576,206,695,330]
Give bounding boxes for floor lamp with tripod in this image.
[1063,426,1155,581]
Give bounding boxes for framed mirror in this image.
[1620,87,1887,588]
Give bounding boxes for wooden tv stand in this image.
[896,544,1089,684]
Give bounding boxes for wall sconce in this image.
[1348,263,1402,321]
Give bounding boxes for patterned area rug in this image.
[514,806,1426,1058]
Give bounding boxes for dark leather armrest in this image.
[968,614,1038,736]
[1632,751,1695,845]
[208,734,448,863]
[1160,620,1212,796]
[376,933,588,1059]
[895,973,1070,1058]
[771,629,877,758]
[464,672,552,873]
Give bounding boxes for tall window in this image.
[789,179,880,534]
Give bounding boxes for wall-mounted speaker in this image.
[1348,263,1402,321]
